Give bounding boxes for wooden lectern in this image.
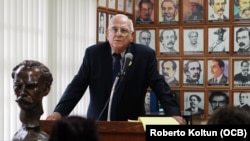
[40,120,146,141]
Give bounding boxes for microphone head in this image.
[125,53,133,60]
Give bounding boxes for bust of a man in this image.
[12,60,53,141]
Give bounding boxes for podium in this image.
[40,120,146,141]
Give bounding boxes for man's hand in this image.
[173,116,187,125]
[46,112,62,120]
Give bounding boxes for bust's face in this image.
[13,66,47,110]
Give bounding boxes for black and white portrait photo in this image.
[98,11,106,42]
[234,60,250,86]
[136,29,155,50]
[108,0,116,9]
[184,92,204,115]
[234,92,250,112]
[208,91,229,115]
[117,0,125,11]
[183,60,204,86]
[98,0,107,7]
[234,26,250,54]
[183,28,204,54]
[125,0,133,14]
[159,28,179,54]
[208,27,230,54]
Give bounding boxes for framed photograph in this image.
[158,59,180,87]
[183,59,204,86]
[135,0,155,24]
[158,0,179,24]
[98,0,107,8]
[108,0,116,10]
[159,28,180,55]
[135,29,156,50]
[144,90,158,114]
[183,28,204,55]
[234,0,250,22]
[207,0,229,22]
[125,0,134,14]
[117,0,125,11]
[233,26,250,55]
[233,59,250,87]
[107,12,116,27]
[233,91,250,112]
[208,91,230,116]
[208,27,230,54]
[183,91,205,116]
[97,11,107,42]
[183,0,204,23]
[207,59,229,87]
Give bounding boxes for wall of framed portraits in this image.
[97,0,250,121]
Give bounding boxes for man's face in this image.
[139,31,151,46]
[239,93,249,105]
[190,2,198,13]
[139,3,153,20]
[210,61,224,78]
[210,95,227,110]
[161,30,176,48]
[162,61,176,79]
[237,30,250,49]
[186,62,201,81]
[239,0,250,17]
[241,62,250,76]
[13,66,46,110]
[189,32,198,45]
[189,96,199,108]
[211,0,226,17]
[161,1,176,21]
[107,16,133,52]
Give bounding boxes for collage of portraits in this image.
[97,0,250,120]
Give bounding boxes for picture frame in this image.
[158,59,180,87]
[158,0,179,24]
[108,0,116,10]
[233,0,250,22]
[158,28,180,55]
[207,0,230,23]
[207,90,230,116]
[117,0,125,11]
[207,26,230,55]
[97,10,107,43]
[207,58,230,87]
[98,0,107,8]
[134,0,155,25]
[182,0,204,24]
[182,59,204,86]
[183,91,205,116]
[233,59,250,88]
[233,26,250,55]
[135,29,156,50]
[183,27,204,55]
[233,91,250,113]
[125,0,134,14]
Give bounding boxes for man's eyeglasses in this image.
[109,27,131,36]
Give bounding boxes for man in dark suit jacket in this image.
[46,14,186,124]
[208,59,228,85]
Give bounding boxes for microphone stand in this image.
[107,75,121,121]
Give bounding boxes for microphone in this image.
[121,53,133,75]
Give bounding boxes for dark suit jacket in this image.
[54,42,180,121]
